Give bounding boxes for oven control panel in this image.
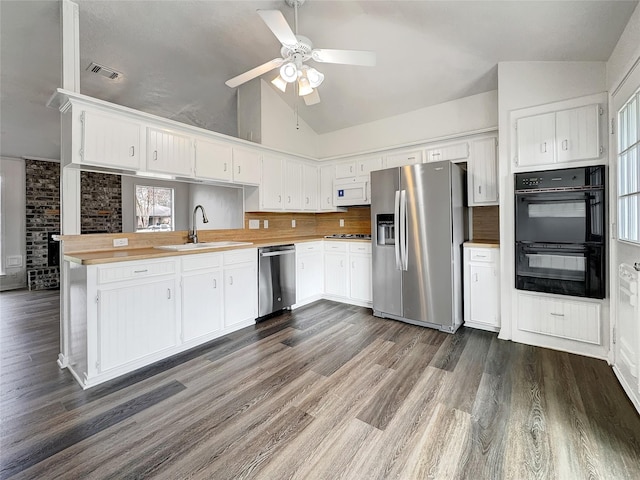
[515,166,604,191]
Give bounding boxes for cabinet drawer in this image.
[324,241,347,252]
[469,248,496,263]
[296,242,323,253]
[349,242,372,254]
[182,253,222,272]
[97,260,176,284]
[517,293,601,344]
[224,248,257,265]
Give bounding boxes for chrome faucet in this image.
[188,204,209,244]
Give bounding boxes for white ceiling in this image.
[1,0,638,160]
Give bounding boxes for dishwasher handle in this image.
[260,250,295,257]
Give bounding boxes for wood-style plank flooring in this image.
[1,289,640,479]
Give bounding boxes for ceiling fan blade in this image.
[225,58,284,88]
[257,10,298,46]
[311,49,376,66]
[303,89,321,106]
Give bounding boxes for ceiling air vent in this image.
[86,62,122,80]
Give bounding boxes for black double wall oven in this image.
[515,166,606,299]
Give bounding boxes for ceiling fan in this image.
[225,0,376,106]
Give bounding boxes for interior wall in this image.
[606,2,640,94]
[189,184,244,230]
[0,157,26,290]
[80,171,122,234]
[259,80,319,158]
[497,61,608,340]
[317,90,499,159]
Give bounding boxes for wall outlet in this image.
[339,219,345,227]
[113,238,128,247]
[248,219,260,229]
[291,219,296,228]
[263,220,269,229]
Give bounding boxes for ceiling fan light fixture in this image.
[271,74,288,92]
[306,67,324,88]
[280,62,298,83]
[298,76,313,96]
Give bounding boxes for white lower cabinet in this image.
[323,241,372,306]
[97,277,178,372]
[223,249,258,327]
[181,253,223,342]
[324,242,349,298]
[463,245,500,331]
[349,243,372,303]
[296,242,324,305]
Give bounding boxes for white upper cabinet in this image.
[81,109,142,170]
[335,162,357,179]
[194,137,232,181]
[555,104,600,163]
[515,103,601,168]
[357,157,384,178]
[232,147,261,185]
[319,164,336,211]
[385,150,423,168]
[284,159,303,210]
[425,142,469,163]
[302,164,319,211]
[468,137,498,206]
[261,154,284,210]
[146,126,194,176]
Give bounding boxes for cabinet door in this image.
[302,164,319,211]
[224,262,258,327]
[284,160,303,210]
[147,127,193,176]
[356,157,384,177]
[324,252,348,297]
[335,162,356,179]
[261,155,284,210]
[319,165,335,211]
[516,112,556,167]
[468,137,498,206]
[297,252,324,302]
[81,110,141,170]
[425,142,469,162]
[385,150,423,168]
[182,270,223,342]
[469,263,498,326]
[97,278,177,372]
[194,138,232,181]
[350,253,372,302]
[233,147,261,185]
[556,104,600,163]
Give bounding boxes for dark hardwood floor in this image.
[1,288,640,479]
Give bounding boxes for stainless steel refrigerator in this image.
[371,160,466,333]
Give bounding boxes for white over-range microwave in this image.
[333,178,370,206]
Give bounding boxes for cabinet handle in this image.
[350,165,353,173]
[278,194,282,203]
[301,262,305,270]
[153,150,158,160]
[432,153,440,157]
[288,195,291,203]
[541,142,547,154]
[550,312,565,317]
[306,197,309,204]
[474,273,478,282]
[213,279,217,289]
[562,139,568,151]
[224,163,227,172]
[478,185,482,195]
[133,269,148,274]
[360,164,364,172]
[229,276,233,285]
[408,156,415,160]
[327,196,330,204]
[129,146,135,157]
[167,288,171,299]
[352,261,355,269]
[340,260,344,267]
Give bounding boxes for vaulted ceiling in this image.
[1,0,637,160]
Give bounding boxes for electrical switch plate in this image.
[264,220,269,229]
[291,219,296,228]
[113,238,128,247]
[339,219,345,227]
[248,219,260,229]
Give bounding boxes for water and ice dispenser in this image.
[376,214,395,245]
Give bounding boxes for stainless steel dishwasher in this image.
[257,244,296,319]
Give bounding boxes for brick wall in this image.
[80,171,122,234]
[25,159,60,290]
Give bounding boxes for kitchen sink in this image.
[155,241,253,251]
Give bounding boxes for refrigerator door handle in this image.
[400,189,408,271]
[394,190,402,270]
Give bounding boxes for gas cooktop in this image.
[324,234,372,240]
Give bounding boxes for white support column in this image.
[58,0,81,369]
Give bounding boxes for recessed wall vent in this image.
[86,62,122,80]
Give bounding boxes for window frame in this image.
[134,184,175,233]
[617,87,640,245]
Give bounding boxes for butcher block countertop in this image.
[63,235,370,266]
[464,240,500,248]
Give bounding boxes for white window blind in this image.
[618,88,640,244]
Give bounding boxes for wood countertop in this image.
[464,240,500,248]
[64,235,371,265]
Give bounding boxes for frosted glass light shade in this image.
[298,77,313,96]
[271,75,287,92]
[306,67,324,88]
[280,62,298,83]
